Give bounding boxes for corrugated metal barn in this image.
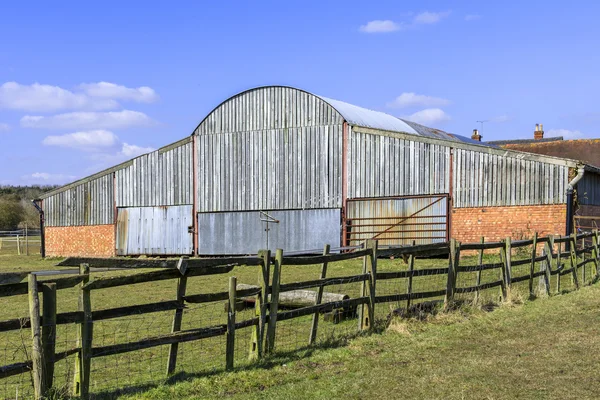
[38,86,600,257]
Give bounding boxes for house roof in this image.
[495,138,600,169]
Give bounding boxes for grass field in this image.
[125,281,600,400]
[0,245,592,399]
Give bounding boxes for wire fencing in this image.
[0,231,599,399]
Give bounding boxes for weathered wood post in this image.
[500,237,512,301]
[226,276,237,370]
[556,237,563,293]
[266,249,282,354]
[406,252,415,310]
[445,239,460,309]
[74,263,92,399]
[17,235,21,255]
[569,233,580,289]
[249,250,270,360]
[529,232,538,297]
[592,230,600,278]
[542,236,554,296]
[25,224,29,256]
[28,274,45,399]
[359,240,377,331]
[42,282,57,392]
[309,244,330,345]
[166,257,188,377]
[475,236,484,304]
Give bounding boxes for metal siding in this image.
[116,205,193,255]
[348,131,450,198]
[45,174,113,227]
[115,141,193,207]
[197,209,341,254]
[452,149,568,207]
[578,172,600,205]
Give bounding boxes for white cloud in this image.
[387,92,450,109]
[413,11,451,25]
[79,82,158,103]
[0,123,9,132]
[359,20,402,33]
[465,14,481,21]
[0,81,159,112]
[404,108,451,125]
[21,172,78,185]
[360,11,451,34]
[120,143,155,157]
[42,130,119,151]
[547,128,584,140]
[89,142,155,169]
[0,82,118,112]
[21,110,154,130]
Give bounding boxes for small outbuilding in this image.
[37,86,600,257]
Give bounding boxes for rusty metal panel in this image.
[45,173,113,227]
[115,140,193,207]
[197,209,341,254]
[346,196,448,246]
[116,205,193,255]
[453,149,568,207]
[348,130,450,199]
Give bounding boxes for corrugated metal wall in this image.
[452,149,568,208]
[115,140,193,207]
[197,209,341,254]
[578,171,600,205]
[348,130,450,199]
[195,87,344,211]
[346,196,447,246]
[45,173,113,227]
[116,205,193,255]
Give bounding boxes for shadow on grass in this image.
[91,332,367,400]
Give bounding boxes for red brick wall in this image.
[45,225,115,257]
[451,204,566,244]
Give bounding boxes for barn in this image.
[36,86,600,257]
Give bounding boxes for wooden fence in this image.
[0,231,599,399]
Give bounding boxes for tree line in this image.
[0,185,57,230]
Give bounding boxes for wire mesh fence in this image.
[0,231,599,399]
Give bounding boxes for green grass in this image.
[124,282,600,400]
[0,248,595,399]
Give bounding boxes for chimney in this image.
[471,128,482,142]
[534,123,544,140]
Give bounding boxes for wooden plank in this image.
[406,252,415,310]
[543,237,553,296]
[358,240,376,331]
[93,301,180,321]
[226,276,236,370]
[0,275,84,298]
[249,250,269,361]
[83,265,234,290]
[445,239,459,309]
[73,264,90,399]
[309,244,330,346]
[378,242,450,257]
[375,289,447,304]
[28,274,45,399]
[0,348,79,379]
[454,280,504,294]
[460,241,505,251]
[166,261,188,377]
[569,234,580,290]
[529,232,538,297]
[266,249,282,353]
[57,256,262,268]
[457,263,503,273]
[277,297,369,322]
[281,249,371,265]
[41,283,57,391]
[279,273,370,293]
[376,268,449,280]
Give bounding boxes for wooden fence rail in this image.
[1,230,599,399]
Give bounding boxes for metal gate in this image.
[116,205,193,255]
[345,195,449,246]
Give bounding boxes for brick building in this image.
[35,87,600,257]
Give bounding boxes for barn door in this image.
[345,195,449,246]
[116,205,193,255]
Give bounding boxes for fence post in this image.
[556,237,563,293]
[226,276,237,370]
[445,239,459,309]
[250,250,270,360]
[542,236,553,296]
[475,236,484,304]
[592,230,600,278]
[17,235,21,255]
[500,237,512,300]
[42,282,57,393]
[266,249,282,354]
[28,274,45,399]
[529,232,538,298]
[74,263,92,399]
[359,240,377,331]
[25,224,29,256]
[166,257,188,377]
[406,253,415,311]
[569,233,580,289]
[309,244,330,345]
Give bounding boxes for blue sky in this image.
[1,1,599,185]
